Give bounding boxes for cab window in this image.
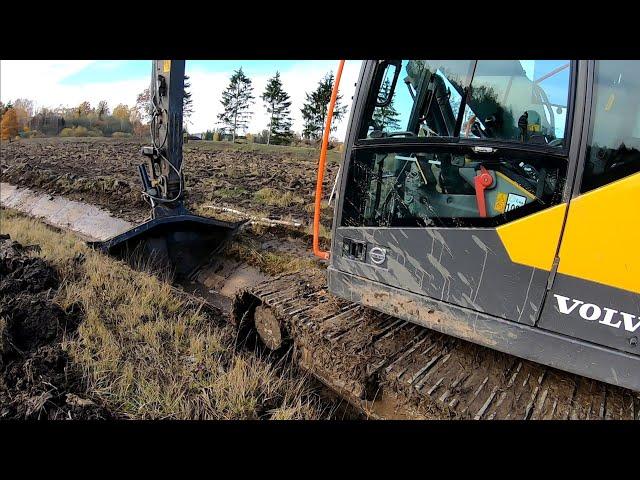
[361,60,571,149]
[341,147,566,228]
[581,60,640,192]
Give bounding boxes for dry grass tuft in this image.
[228,238,320,277]
[0,208,331,419]
[253,188,305,208]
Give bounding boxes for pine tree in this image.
[261,72,293,145]
[372,79,401,131]
[1,108,19,142]
[183,75,193,127]
[217,68,255,143]
[300,71,347,141]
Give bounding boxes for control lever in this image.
[474,165,495,218]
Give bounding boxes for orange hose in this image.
[313,59,345,260]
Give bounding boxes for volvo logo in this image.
[369,247,387,265]
[554,294,640,333]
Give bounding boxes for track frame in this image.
[328,267,640,392]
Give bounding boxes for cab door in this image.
[539,60,640,353]
[332,59,581,325]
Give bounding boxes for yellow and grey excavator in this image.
[96,59,640,419]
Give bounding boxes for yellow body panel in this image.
[497,203,566,271]
[557,172,640,293]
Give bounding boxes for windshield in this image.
[363,60,571,148]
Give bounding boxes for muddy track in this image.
[1,138,339,228]
[233,272,640,420]
[0,234,113,419]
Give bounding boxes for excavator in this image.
[95,59,640,419]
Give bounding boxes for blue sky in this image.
[1,60,363,139]
[59,60,308,85]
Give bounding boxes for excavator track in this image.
[233,271,640,420]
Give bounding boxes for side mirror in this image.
[375,60,402,108]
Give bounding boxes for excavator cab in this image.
[327,60,640,391]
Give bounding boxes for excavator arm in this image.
[90,60,241,278]
[139,60,187,215]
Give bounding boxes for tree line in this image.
[214,68,347,145]
[0,75,195,141]
[1,67,351,146]
[1,98,146,140]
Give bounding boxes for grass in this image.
[0,208,332,419]
[307,223,332,241]
[213,187,248,199]
[253,188,305,208]
[228,236,320,277]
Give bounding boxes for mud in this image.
[1,138,339,229]
[0,234,112,420]
[233,271,640,420]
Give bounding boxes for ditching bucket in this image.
[89,214,243,279]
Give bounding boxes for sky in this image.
[0,60,363,140]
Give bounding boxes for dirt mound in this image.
[0,234,111,420]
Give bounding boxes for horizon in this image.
[0,60,363,140]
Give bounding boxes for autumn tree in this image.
[112,104,131,130]
[301,71,347,141]
[96,100,110,119]
[76,101,92,118]
[135,87,152,124]
[12,98,35,131]
[0,101,10,123]
[1,108,19,142]
[261,71,293,145]
[217,68,254,143]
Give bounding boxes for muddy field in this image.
[0,234,112,419]
[4,138,638,420]
[0,211,349,420]
[0,137,340,231]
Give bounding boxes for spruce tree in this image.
[372,78,401,131]
[300,71,347,141]
[183,75,193,127]
[261,71,293,145]
[217,68,255,143]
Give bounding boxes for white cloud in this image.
[0,60,148,114]
[1,60,363,140]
